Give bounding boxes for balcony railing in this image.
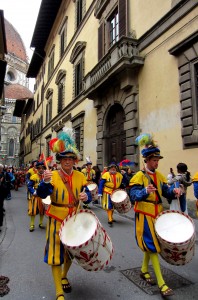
[84,36,144,98]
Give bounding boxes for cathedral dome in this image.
[5,19,28,63]
[4,83,33,100]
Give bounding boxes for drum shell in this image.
[111,189,132,214]
[155,210,196,266]
[59,209,114,271]
[87,182,98,201]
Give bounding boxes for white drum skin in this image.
[59,209,114,271]
[87,182,98,201]
[111,189,132,214]
[42,196,51,214]
[155,210,195,265]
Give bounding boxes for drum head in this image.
[60,211,98,247]
[87,183,97,191]
[155,211,194,243]
[42,196,51,205]
[111,190,127,203]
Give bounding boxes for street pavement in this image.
[0,186,198,300]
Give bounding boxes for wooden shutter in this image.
[98,22,104,61]
[119,0,127,37]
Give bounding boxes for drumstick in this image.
[74,188,85,221]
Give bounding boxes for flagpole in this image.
[41,151,49,170]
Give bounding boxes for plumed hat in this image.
[49,127,81,161]
[135,133,163,159]
[86,156,92,165]
[119,159,135,170]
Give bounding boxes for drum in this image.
[110,189,132,214]
[87,182,98,201]
[59,209,114,271]
[155,210,195,265]
[42,196,51,214]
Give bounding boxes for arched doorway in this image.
[105,103,126,165]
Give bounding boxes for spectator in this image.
[167,163,192,213]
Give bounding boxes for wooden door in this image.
[106,104,126,164]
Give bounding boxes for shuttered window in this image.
[97,0,127,60]
[75,59,83,97]
[118,0,127,38]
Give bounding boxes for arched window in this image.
[70,42,86,98]
[45,88,53,125]
[9,139,14,156]
[55,70,66,113]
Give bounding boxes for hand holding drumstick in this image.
[79,188,88,202]
[146,184,157,194]
[43,169,53,183]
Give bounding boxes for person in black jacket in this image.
[0,164,11,231]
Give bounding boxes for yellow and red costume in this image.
[129,170,176,253]
[81,167,96,183]
[27,173,45,216]
[36,169,91,265]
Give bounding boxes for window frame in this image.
[59,17,68,58]
[47,46,55,80]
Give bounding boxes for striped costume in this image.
[81,167,96,183]
[36,169,91,265]
[27,173,44,216]
[98,171,126,210]
[129,170,176,253]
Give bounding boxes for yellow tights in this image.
[51,265,64,300]
[61,253,72,284]
[141,252,169,291]
[39,214,44,225]
[107,209,113,222]
[30,216,35,227]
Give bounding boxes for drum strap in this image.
[58,170,79,207]
[51,202,75,208]
[142,171,162,204]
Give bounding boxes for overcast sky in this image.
[0,0,42,61]
[1,0,42,90]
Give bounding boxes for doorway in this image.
[105,103,126,164]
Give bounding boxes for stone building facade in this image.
[25,0,197,198]
[0,19,33,167]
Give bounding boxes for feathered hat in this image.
[49,127,81,161]
[135,133,163,159]
[119,159,135,169]
[86,156,92,165]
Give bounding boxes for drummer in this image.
[81,156,96,208]
[26,160,38,183]
[98,161,128,226]
[36,127,91,300]
[192,171,198,217]
[27,161,46,232]
[129,133,182,297]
